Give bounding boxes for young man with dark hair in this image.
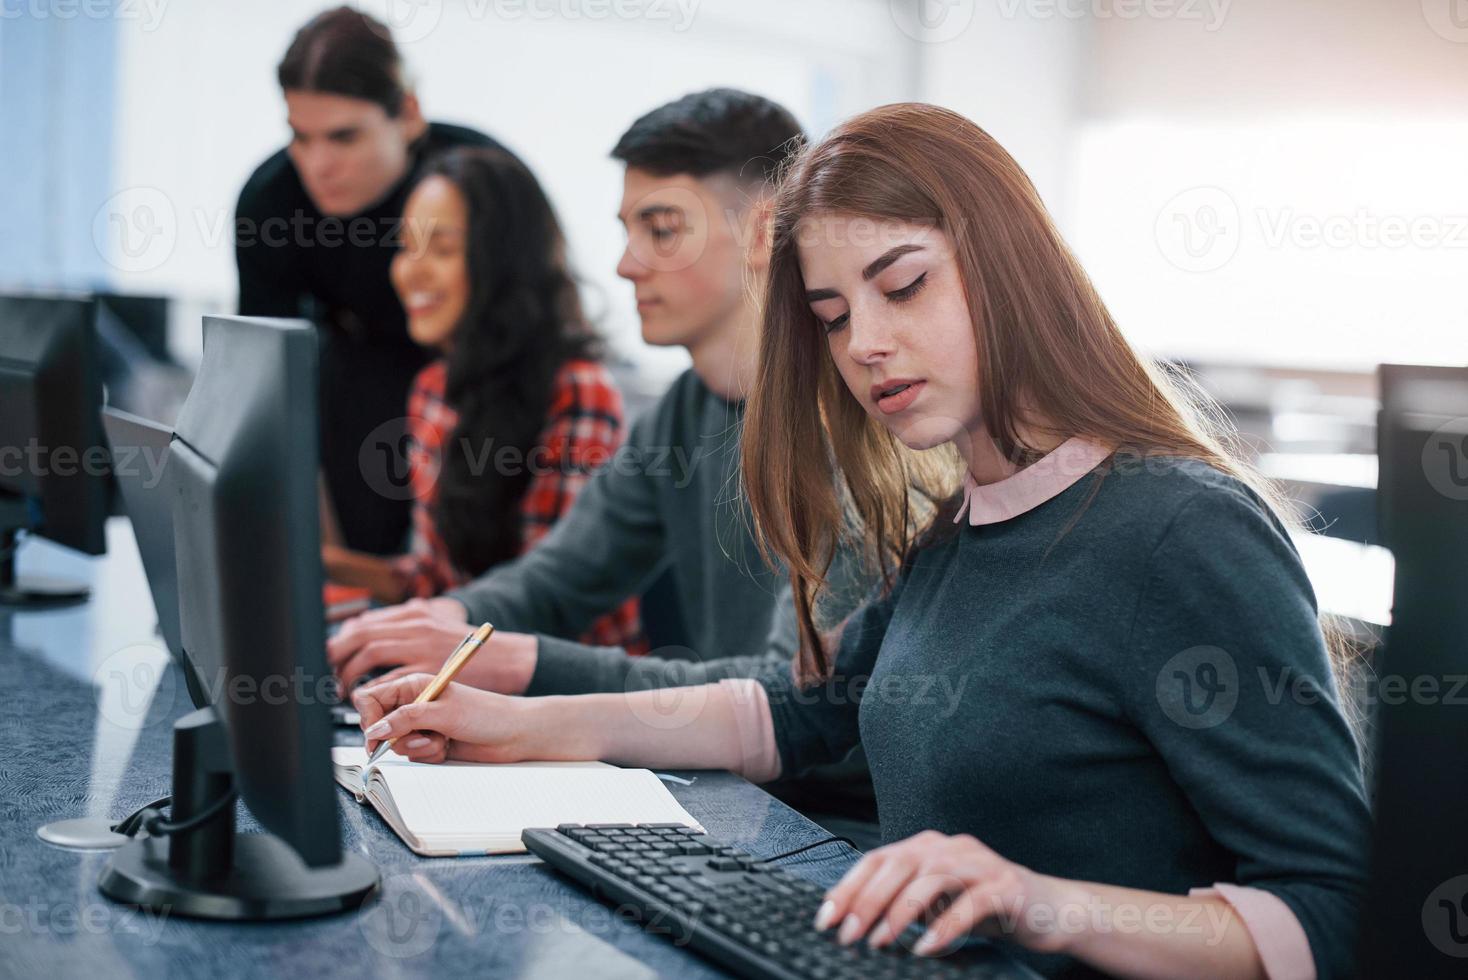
[236,6,517,556]
[328,89,874,833]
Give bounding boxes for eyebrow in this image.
[804,243,927,303]
[862,243,924,281]
[617,204,681,224]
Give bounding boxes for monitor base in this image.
[0,574,90,609]
[99,832,378,920]
[37,817,131,850]
[0,528,90,608]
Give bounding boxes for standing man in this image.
[236,6,516,554]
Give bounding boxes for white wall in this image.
[100,0,920,376]
[916,0,1468,370]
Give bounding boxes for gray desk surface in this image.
[0,520,1032,979]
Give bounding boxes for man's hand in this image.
[327,596,537,694]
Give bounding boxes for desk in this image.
[1,520,1032,979]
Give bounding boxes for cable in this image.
[136,789,239,838]
[112,795,173,837]
[756,835,858,865]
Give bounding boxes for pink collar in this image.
[953,437,1113,526]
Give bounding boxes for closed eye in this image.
[819,311,849,334]
[885,272,927,303]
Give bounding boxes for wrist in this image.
[498,632,538,696]
[1018,872,1092,956]
[518,694,606,762]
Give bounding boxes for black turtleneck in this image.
[235,121,510,554]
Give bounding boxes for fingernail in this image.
[837,914,862,945]
[867,921,893,948]
[914,930,942,956]
[404,736,429,750]
[814,901,836,931]
[363,720,390,739]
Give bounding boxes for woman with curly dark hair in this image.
[323,147,642,651]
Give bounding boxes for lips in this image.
[872,379,925,415]
[403,292,445,316]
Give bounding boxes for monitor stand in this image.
[98,706,378,920]
[0,525,90,608]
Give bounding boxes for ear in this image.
[744,193,775,274]
[397,90,428,142]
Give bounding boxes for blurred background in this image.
[2,0,1464,557]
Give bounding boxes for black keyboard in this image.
[522,823,1038,979]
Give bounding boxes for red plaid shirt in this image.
[404,358,645,653]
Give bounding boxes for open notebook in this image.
[331,746,703,856]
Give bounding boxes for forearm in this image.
[322,546,408,603]
[518,680,777,778]
[1039,878,1267,980]
[527,635,792,696]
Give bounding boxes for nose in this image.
[616,242,648,282]
[844,307,896,365]
[296,142,338,188]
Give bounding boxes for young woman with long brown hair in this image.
[350,104,1369,979]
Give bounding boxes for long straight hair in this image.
[743,104,1353,692]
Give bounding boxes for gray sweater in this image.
[762,456,1370,980]
[447,368,806,693]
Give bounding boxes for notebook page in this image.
[383,765,700,840]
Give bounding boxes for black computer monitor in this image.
[0,293,110,605]
[98,315,376,919]
[1357,364,1468,977]
[100,405,212,710]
